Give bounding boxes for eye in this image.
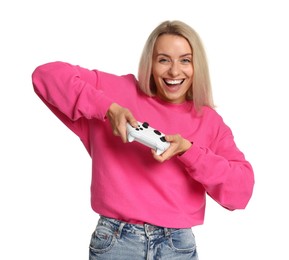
[159,58,170,64]
[180,58,192,64]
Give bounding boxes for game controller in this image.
[126,121,170,155]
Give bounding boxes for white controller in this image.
[126,121,170,155]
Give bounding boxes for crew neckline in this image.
[151,95,194,112]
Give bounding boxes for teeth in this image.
[165,79,183,85]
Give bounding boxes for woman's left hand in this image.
[152,134,192,162]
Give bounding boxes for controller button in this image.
[160,136,166,142]
[154,130,161,135]
[142,122,149,128]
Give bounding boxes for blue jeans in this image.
[89,216,199,259]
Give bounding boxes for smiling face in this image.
[152,34,194,104]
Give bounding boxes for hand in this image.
[151,134,192,162]
[106,103,138,142]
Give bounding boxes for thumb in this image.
[126,115,138,128]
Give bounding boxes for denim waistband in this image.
[99,216,178,238]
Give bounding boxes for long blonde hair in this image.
[138,20,215,111]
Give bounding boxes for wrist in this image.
[107,102,118,116]
[179,140,193,156]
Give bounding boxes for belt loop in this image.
[115,222,126,239]
[144,224,149,238]
[164,228,171,237]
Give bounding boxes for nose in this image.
[169,61,180,76]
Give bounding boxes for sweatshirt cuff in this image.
[93,93,114,121]
[177,143,202,168]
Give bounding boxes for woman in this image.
[32,20,254,259]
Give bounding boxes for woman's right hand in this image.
[106,103,138,143]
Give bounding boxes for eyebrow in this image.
[156,53,192,58]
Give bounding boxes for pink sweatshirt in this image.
[32,61,254,228]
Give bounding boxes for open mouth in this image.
[164,79,184,86]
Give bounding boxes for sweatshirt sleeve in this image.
[178,113,255,211]
[32,61,114,153]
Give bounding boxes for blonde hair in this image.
[138,20,215,111]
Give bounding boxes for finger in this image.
[164,135,174,142]
[118,122,129,143]
[126,115,138,128]
[151,149,167,163]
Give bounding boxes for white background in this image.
[1,0,288,259]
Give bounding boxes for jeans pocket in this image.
[168,228,197,253]
[89,224,116,255]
